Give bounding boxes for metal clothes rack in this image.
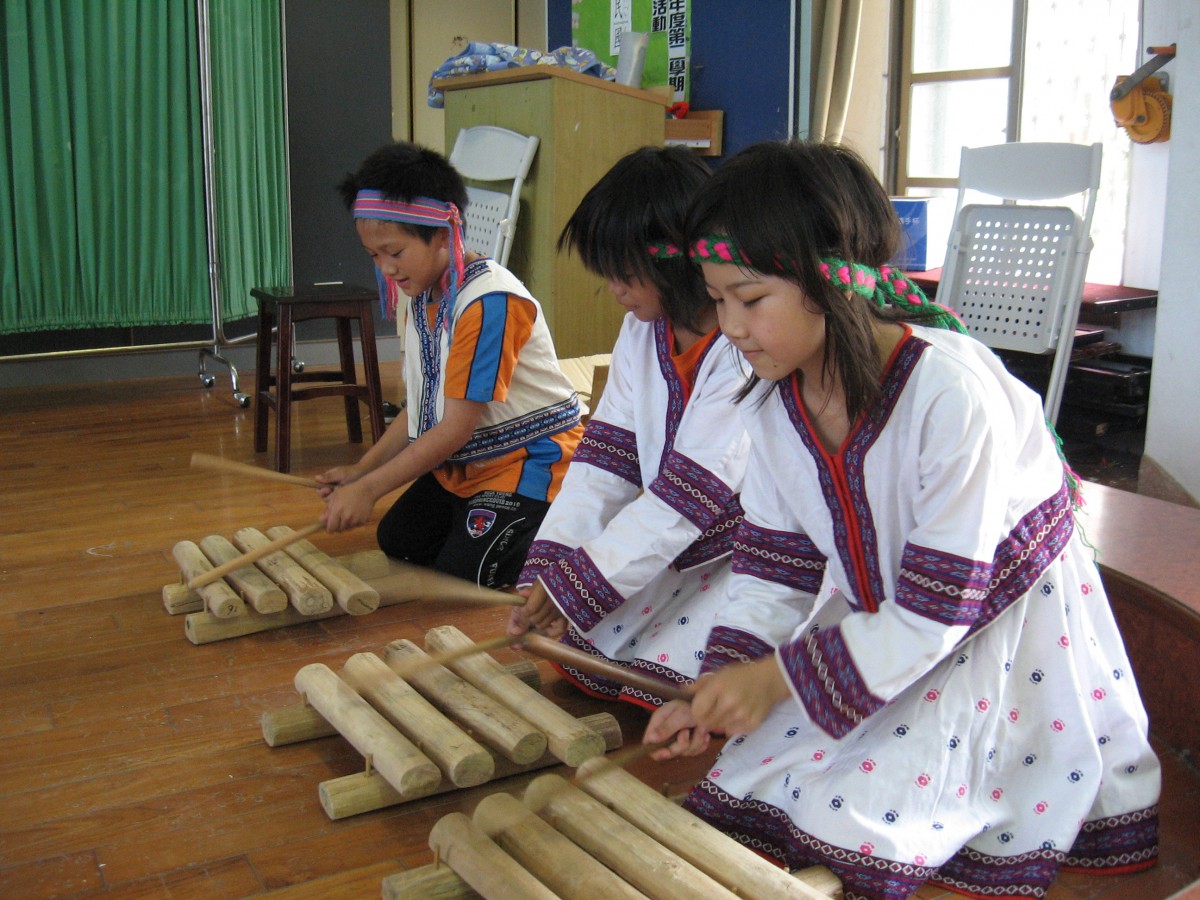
[1,0,290,405]
[195,0,292,408]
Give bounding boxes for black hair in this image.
[338,142,470,244]
[686,139,941,421]
[558,145,713,333]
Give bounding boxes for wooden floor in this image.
[1,361,1197,898]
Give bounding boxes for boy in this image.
[317,142,583,588]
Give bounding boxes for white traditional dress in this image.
[518,314,751,706]
[688,324,1160,899]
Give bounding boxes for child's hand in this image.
[315,464,363,499]
[321,480,376,532]
[645,699,711,760]
[507,582,568,638]
[690,658,790,740]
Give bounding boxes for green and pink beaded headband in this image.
[686,234,966,334]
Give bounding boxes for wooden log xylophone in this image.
[163,534,523,644]
[381,771,845,899]
[262,626,622,820]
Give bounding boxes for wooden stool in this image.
[252,284,385,473]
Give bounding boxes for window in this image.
[890,0,1139,284]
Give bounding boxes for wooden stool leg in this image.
[254,301,274,454]
[275,305,295,473]
[336,317,363,444]
[358,306,385,443]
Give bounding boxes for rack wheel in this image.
[292,360,305,374]
[234,392,251,408]
[200,373,215,388]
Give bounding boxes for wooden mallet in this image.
[190,451,322,489]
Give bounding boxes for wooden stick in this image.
[384,632,524,682]
[190,451,322,488]
[187,521,323,589]
[519,633,693,703]
[573,740,672,784]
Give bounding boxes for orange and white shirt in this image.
[402,258,582,501]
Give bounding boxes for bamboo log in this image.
[170,541,245,618]
[381,864,481,900]
[188,521,324,589]
[522,774,738,900]
[426,626,606,767]
[165,549,388,616]
[197,534,288,613]
[427,812,561,900]
[521,633,692,702]
[181,560,521,643]
[340,652,493,787]
[472,792,647,899]
[383,639,546,765]
[574,757,840,899]
[292,663,440,800]
[318,712,621,820]
[262,659,543,748]
[233,526,333,615]
[266,525,379,615]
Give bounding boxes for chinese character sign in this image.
[571,0,691,102]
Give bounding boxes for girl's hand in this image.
[690,658,791,739]
[507,582,568,638]
[645,699,711,760]
[321,480,376,532]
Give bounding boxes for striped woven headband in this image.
[690,234,966,334]
[353,190,467,318]
[647,240,684,258]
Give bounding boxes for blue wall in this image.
[548,0,793,161]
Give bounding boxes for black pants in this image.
[376,473,550,589]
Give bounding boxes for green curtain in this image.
[208,0,290,322]
[0,0,289,336]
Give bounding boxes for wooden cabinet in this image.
[439,67,668,358]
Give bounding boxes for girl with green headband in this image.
[509,146,751,708]
[644,139,1159,898]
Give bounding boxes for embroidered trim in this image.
[517,539,572,587]
[649,448,738,530]
[448,396,581,463]
[674,504,743,570]
[702,626,773,674]
[540,548,625,632]
[732,520,826,594]
[781,625,885,738]
[573,419,642,487]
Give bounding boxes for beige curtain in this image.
[809,0,865,142]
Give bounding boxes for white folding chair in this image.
[938,141,1103,425]
[448,125,539,268]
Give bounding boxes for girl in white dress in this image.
[645,140,1160,898]
[509,147,751,706]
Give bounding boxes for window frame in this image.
[887,0,1028,195]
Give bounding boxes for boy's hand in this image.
[321,479,376,532]
[507,582,568,638]
[315,464,363,499]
